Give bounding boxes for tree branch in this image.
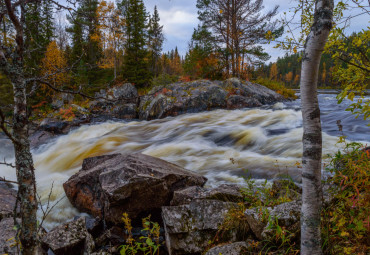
[0,108,19,145]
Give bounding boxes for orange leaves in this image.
[59,107,75,121]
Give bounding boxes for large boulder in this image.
[63,153,207,224]
[0,182,18,221]
[138,78,286,120]
[89,83,139,120]
[162,199,239,255]
[41,217,95,255]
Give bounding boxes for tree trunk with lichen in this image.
[0,0,39,254]
[300,0,334,254]
[12,75,39,255]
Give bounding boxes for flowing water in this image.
[0,93,369,230]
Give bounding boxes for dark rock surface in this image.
[162,199,239,255]
[0,182,18,221]
[139,78,286,120]
[63,153,207,224]
[0,218,19,254]
[205,241,251,255]
[170,184,243,206]
[41,217,95,255]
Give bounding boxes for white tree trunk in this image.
[300,0,334,254]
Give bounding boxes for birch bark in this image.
[300,0,334,254]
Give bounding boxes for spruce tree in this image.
[148,6,164,77]
[122,0,151,87]
[24,1,54,76]
[67,0,102,86]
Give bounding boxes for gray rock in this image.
[39,118,70,134]
[0,218,20,254]
[205,241,251,255]
[0,182,18,221]
[244,207,270,240]
[112,83,138,104]
[138,78,285,120]
[29,131,55,148]
[227,95,262,109]
[269,201,301,227]
[41,217,95,255]
[171,184,243,206]
[112,103,137,119]
[64,153,207,224]
[162,199,239,255]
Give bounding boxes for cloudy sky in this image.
[144,0,369,63]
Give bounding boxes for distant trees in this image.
[96,0,125,79]
[196,0,281,78]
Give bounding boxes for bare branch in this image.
[0,177,18,184]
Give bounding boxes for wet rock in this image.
[41,217,95,255]
[171,184,243,206]
[39,118,70,134]
[64,153,207,224]
[0,218,19,254]
[227,95,262,109]
[112,103,137,119]
[29,130,55,148]
[138,78,285,120]
[0,182,18,220]
[205,241,250,255]
[162,199,239,255]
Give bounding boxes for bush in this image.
[254,77,297,99]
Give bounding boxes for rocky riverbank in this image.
[27,78,287,148]
[0,153,304,255]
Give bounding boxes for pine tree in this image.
[67,0,102,85]
[122,0,151,87]
[148,6,164,77]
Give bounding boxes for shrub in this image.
[254,77,297,99]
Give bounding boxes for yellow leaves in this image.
[293,46,297,54]
[348,92,355,101]
[340,231,350,237]
[219,9,223,14]
[40,41,69,96]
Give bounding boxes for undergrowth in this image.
[322,142,369,254]
[254,77,297,99]
[211,141,369,254]
[119,213,162,255]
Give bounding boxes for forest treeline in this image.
[0,0,368,107]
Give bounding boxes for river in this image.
[0,93,369,229]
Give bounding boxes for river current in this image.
[1,93,369,229]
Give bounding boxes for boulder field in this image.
[0,154,303,255]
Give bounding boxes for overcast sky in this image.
[144,0,369,63]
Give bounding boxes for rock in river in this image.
[63,153,207,224]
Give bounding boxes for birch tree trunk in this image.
[1,0,39,254]
[300,0,333,254]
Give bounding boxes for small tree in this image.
[40,40,69,97]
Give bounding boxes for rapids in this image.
[0,93,369,229]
